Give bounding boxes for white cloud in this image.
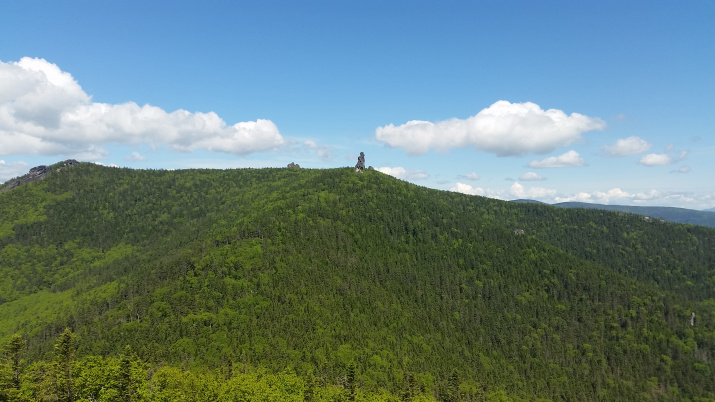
[375,101,605,156]
[518,171,546,181]
[304,140,333,161]
[672,166,691,174]
[0,160,29,182]
[551,188,715,209]
[450,182,485,196]
[377,166,428,180]
[555,188,661,204]
[528,150,585,168]
[639,153,672,166]
[461,172,480,181]
[448,181,713,210]
[92,162,120,168]
[0,58,284,158]
[125,151,146,162]
[603,136,652,156]
[509,182,556,199]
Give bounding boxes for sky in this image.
[1,1,714,210]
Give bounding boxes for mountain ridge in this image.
[509,199,715,228]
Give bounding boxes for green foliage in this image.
[55,328,77,402]
[0,333,26,401]
[0,164,714,400]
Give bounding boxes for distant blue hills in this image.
[510,199,715,228]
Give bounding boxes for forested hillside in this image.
[1,162,714,401]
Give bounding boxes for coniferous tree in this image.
[117,345,140,402]
[0,334,26,401]
[446,370,460,402]
[304,373,315,402]
[54,328,76,402]
[346,362,356,401]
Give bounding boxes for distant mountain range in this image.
[511,199,715,228]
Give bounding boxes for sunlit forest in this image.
[1,162,713,401]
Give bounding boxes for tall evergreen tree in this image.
[54,328,76,402]
[0,334,26,401]
[346,363,356,401]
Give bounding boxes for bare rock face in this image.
[287,162,301,168]
[0,159,79,194]
[355,152,365,172]
[28,165,51,178]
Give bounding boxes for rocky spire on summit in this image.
[355,152,365,173]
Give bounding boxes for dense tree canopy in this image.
[1,163,713,400]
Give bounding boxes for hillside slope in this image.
[1,163,714,400]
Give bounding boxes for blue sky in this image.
[1,1,714,209]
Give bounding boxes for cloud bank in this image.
[0,58,284,159]
[375,101,605,156]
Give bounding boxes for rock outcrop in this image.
[0,159,79,194]
[355,152,365,172]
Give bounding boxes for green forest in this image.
[1,162,714,401]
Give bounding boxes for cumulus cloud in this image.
[450,182,485,196]
[603,136,652,156]
[377,166,428,180]
[375,100,605,156]
[509,182,556,199]
[0,160,29,182]
[0,57,284,158]
[639,153,672,166]
[639,149,688,166]
[528,150,585,168]
[518,171,546,181]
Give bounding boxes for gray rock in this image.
[1,160,79,194]
[355,152,365,172]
